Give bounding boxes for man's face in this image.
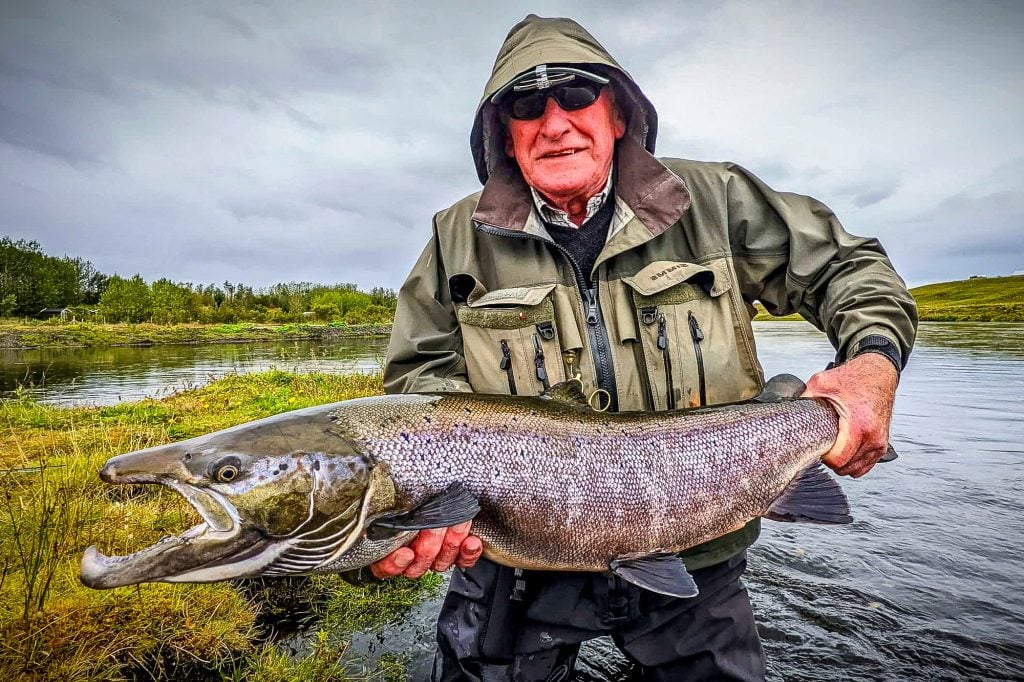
[505,88,626,205]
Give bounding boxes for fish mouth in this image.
[81,477,263,589]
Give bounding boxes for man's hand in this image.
[369,522,483,580]
[802,353,899,478]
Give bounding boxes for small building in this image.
[37,307,71,321]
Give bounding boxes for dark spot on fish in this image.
[464,407,472,413]
[258,474,266,481]
[184,452,192,461]
[329,413,338,421]
[401,432,410,442]
[424,416,432,423]
[312,460,321,471]
[530,410,537,416]
[279,462,288,471]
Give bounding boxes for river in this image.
[3,322,1022,680]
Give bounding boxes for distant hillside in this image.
[910,274,1024,322]
[754,274,1024,322]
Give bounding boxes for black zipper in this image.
[656,312,677,410]
[688,311,706,406]
[499,338,517,395]
[476,223,618,411]
[532,333,550,391]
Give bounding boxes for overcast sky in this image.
[1,0,1021,290]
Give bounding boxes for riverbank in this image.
[0,370,439,680]
[754,274,1024,322]
[0,321,392,349]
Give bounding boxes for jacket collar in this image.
[472,136,690,237]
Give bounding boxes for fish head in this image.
[81,407,390,588]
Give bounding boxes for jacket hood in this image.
[470,15,658,185]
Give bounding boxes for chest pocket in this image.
[455,283,568,396]
[621,261,755,410]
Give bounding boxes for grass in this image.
[0,371,441,680]
[909,274,1024,322]
[0,321,392,349]
[752,274,1024,322]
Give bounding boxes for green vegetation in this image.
[0,320,391,349]
[909,274,1024,322]
[0,236,397,325]
[753,274,1024,322]
[0,371,441,680]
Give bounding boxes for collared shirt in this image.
[529,166,614,229]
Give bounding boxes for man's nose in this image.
[537,96,572,137]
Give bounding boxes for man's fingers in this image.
[370,546,414,580]
[455,535,483,569]
[402,528,446,579]
[432,522,472,572]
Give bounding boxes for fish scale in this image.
[338,392,839,571]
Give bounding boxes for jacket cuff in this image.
[847,334,903,375]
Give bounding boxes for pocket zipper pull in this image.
[532,333,550,390]
[657,313,668,351]
[499,339,512,370]
[499,339,517,395]
[688,312,704,342]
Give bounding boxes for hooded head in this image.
[470,15,659,186]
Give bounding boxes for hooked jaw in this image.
[81,445,255,589]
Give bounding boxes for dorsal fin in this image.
[753,373,806,402]
[540,380,591,409]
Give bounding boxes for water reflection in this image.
[0,338,388,405]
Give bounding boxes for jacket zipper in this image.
[475,223,618,411]
[687,311,707,406]
[499,339,517,395]
[656,312,677,410]
[532,333,550,391]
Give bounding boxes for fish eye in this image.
[209,456,242,483]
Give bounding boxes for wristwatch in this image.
[848,334,903,374]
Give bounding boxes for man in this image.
[374,15,917,681]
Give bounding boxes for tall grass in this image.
[0,370,438,680]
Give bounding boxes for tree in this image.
[98,275,153,323]
[151,279,196,324]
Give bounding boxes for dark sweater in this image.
[541,193,615,280]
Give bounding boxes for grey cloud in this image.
[203,9,257,41]
[850,183,900,209]
[0,1,1021,290]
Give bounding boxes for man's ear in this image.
[504,131,515,158]
[613,107,626,139]
[610,94,627,140]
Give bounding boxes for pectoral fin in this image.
[753,373,806,402]
[765,462,852,524]
[609,552,698,598]
[367,482,480,540]
[879,445,898,463]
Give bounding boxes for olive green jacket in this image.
[383,15,918,570]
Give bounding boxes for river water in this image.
[4,323,1022,680]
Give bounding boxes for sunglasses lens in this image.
[509,92,548,120]
[506,83,602,120]
[554,84,600,111]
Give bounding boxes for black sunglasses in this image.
[503,82,603,121]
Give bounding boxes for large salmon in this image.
[80,375,857,597]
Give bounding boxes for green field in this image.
[909,274,1024,322]
[754,274,1024,322]
[0,371,438,680]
